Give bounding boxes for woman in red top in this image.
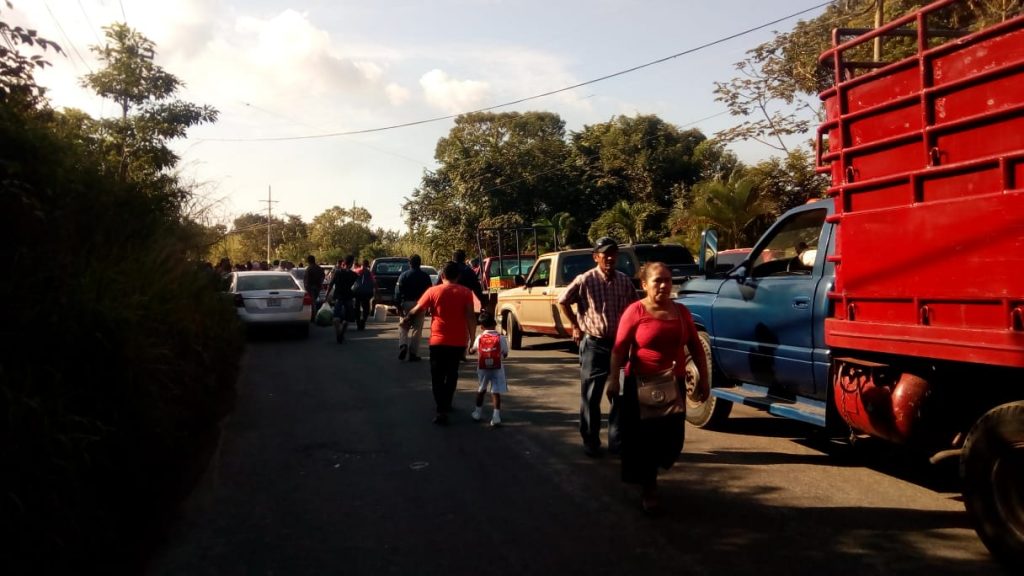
[607,262,710,513]
[401,261,477,425]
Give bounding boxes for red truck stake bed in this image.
[817,0,1024,369]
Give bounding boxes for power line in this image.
[76,0,105,45]
[198,1,833,143]
[119,0,128,23]
[43,0,92,73]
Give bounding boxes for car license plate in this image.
[267,298,281,307]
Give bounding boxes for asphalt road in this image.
[149,317,1009,576]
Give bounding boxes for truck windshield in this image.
[488,257,535,277]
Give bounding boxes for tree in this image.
[404,111,576,253]
[0,1,63,107]
[714,1,1023,153]
[681,172,773,249]
[308,205,377,262]
[746,147,829,215]
[588,200,663,244]
[571,114,706,223]
[82,23,217,185]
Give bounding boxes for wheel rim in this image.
[992,441,1024,542]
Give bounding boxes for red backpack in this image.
[477,332,503,369]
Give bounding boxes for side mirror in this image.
[514,274,526,287]
[698,229,719,275]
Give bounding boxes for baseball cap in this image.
[593,237,618,253]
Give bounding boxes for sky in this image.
[8,0,831,232]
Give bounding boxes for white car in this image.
[228,271,311,337]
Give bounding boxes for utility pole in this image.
[874,0,885,62]
[260,186,278,263]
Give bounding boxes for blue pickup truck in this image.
[680,200,834,430]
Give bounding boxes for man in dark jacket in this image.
[453,249,486,308]
[304,255,326,323]
[396,254,433,361]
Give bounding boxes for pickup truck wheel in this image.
[685,331,732,429]
[961,401,1024,570]
[503,312,523,350]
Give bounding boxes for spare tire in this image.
[961,401,1024,571]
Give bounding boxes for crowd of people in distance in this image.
[213,239,712,514]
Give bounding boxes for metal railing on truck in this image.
[815,0,1024,368]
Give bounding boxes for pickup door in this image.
[710,205,833,401]
[516,252,601,336]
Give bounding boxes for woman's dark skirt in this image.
[618,374,686,485]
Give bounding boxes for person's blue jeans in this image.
[579,334,620,449]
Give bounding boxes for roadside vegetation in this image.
[1,9,242,574]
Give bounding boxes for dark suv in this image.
[369,256,410,310]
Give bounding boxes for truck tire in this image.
[685,331,732,429]
[503,312,523,350]
[961,401,1024,570]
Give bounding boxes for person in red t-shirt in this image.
[400,261,477,425]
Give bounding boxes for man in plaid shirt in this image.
[558,237,637,457]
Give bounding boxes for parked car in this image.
[228,271,311,337]
[370,256,410,310]
[420,265,439,285]
[290,265,333,303]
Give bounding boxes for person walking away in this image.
[606,262,710,513]
[453,248,486,360]
[352,258,376,330]
[400,261,476,425]
[557,237,637,457]
[304,254,326,323]
[469,313,509,427]
[395,254,433,362]
[328,255,358,343]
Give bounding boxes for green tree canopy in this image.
[82,23,217,185]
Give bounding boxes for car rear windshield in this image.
[374,261,409,274]
[633,245,695,265]
[238,275,300,291]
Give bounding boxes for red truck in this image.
[680,1,1023,567]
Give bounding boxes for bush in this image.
[1,99,244,573]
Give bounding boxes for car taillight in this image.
[303,292,313,306]
[234,294,244,307]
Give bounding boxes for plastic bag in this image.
[315,302,334,326]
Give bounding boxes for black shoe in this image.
[583,443,604,458]
[408,354,422,362]
[608,443,622,455]
[432,413,448,426]
[398,344,408,360]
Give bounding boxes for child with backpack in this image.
[469,313,509,427]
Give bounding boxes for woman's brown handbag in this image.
[636,367,685,420]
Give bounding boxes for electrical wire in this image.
[197,0,834,143]
[42,0,91,73]
[77,0,105,45]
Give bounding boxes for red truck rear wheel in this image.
[961,400,1024,570]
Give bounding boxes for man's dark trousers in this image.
[429,345,463,413]
[579,334,620,450]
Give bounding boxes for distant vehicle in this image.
[227,271,311,337]
[290,265,333,303]
[714,248,753,271]
[481,255,536,291]
[494,242,696,349]
[420,265,439,285]
[370,256,410,310]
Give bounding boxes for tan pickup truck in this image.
[495,243,698,349]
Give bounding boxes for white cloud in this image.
[385,83,411,106]
[419,69,491,113]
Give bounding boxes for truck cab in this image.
[681,200,836,427]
